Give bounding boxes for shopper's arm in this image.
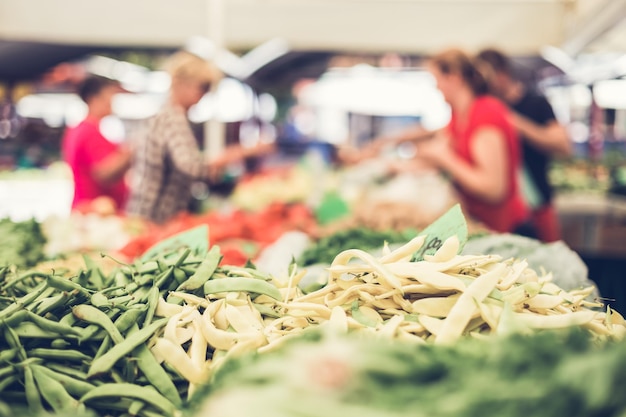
[511,112,572,158]
[419,127,508,204]
[92,146,132,185]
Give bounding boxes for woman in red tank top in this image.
[417,49,529,233]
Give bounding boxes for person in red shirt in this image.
[345,48,530,234]
[62,75,132,213]
[416,48,529,233]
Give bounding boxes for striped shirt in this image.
[126,102,206,224]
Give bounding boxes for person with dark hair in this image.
[476,48,572,242]
[61,75,132,212]
[347,48,529,234]
[413,48,529,233]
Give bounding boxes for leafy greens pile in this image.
[0,218,46,268]
[188,328,626,417]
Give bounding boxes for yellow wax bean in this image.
[377,314,404,338]
[328,306,349,334]
[279,302,332,319]
[386,263,466,292]
[412,294,460,318]
[512,310,597,329]
[496,260,528,291]
[331,249,403,290]
[155,297,184,317]
[396,328,427,344]
[224,303,262,333]
[525,294,565,310]
[151,337,208,384]
[379,235,426,263]
[293,283,340,303]
[167,291,209,308]
[436,263,507,345]
[187,321,208,401]
[418,315,444,336]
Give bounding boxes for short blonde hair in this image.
[163,50,222,85]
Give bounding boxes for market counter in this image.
[556,193,626,312]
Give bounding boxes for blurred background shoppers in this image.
[125,50,273,224]
[476,48,572,242]
[415,48,529,234]
[125,50,221,224]
[348,48,530,234]
[61,75,132,213]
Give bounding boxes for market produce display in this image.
[298,227,415,266]
[0,218,46,268]
[1,220,624,417]
[118,202,317,266]
[190,328,626,417]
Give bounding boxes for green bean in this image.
[33,292,69,316]
[3,325,26,361]
[59,311,78,327]
[46,363,89,381]
[24,286,56,311]
[127,324,182,406]
[91,292,110,308]
[90,268,106,290]
[172,268,188,285]
[114,270,132,289]
[79,324,106,342]
[143,286,160,327]
[13,322,65,339]
[0,366,14,380]
[48,275,91,296]
[32,365,83,412]
[177,246,221,291]
[128,399,144,416]
[80,383,176,416]
[0,348,17,363]
[94,336,112,361]
[137,261,159,275]
[31,364,96,397]
[74,305,124,341]
[127,287,152,307]
[29,348,92,363]
[253,302,282,318]
[113,308,145,334]
[85,398,135,412]
[51,338,72,349]
[154,267,174,289]
[26,311,83,336]
[180,266,198,276]
[0,281,48,320]
[134,274,154,287]
[203,277,282,300]
[0,375,17,392]
[109,294,135,307]
[221,265,270,280]
[24,366,44,413]
[0,309,28,327]
[87,318,167,378]
[0,271,48,291]
[124,281,141,295]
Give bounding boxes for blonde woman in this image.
[125,50,269,224]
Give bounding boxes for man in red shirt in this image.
[62,75,132,212]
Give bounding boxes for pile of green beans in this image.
[0,245,275,417]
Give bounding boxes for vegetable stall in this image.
[1,203,625,417]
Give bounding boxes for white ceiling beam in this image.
[560,0,626,56]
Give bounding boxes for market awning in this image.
[1,0,625,58]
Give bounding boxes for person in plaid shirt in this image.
[126,50,224,224]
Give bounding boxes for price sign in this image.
[411,204,468,261]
